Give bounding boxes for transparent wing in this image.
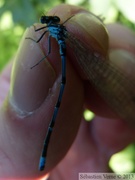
[66,31,135,125]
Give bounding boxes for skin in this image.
[0,4,135,180]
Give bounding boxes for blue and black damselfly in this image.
[26,14,135,171]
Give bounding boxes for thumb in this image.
[0,26,83,178]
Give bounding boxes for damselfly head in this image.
[40,15,60,24]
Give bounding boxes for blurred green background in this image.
[0,0,135,173]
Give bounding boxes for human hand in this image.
[0,4,135,180]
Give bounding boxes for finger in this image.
[49,115,135,178]
[49,118,112,179]
[0,14,84,178]
[0,62,12,106]
[85,23,135,119]
[50,5,135,121]
[50,114,135,178]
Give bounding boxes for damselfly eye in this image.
[53,16,60,23]
[40,16,60,24]
[40,16,46,24]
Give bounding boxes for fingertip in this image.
[107,23,135,52]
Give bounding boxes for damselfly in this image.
[26,14,135,171]
[26,15,72,171]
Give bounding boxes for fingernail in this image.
[9,27,56,115]
[109,49,135,77]
[71,13,109,55]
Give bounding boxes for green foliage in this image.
[110,144,135,172]
[0,0,61,26]
[0,29,19,70]
[0,0,135,173]
[117,11,135,30]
